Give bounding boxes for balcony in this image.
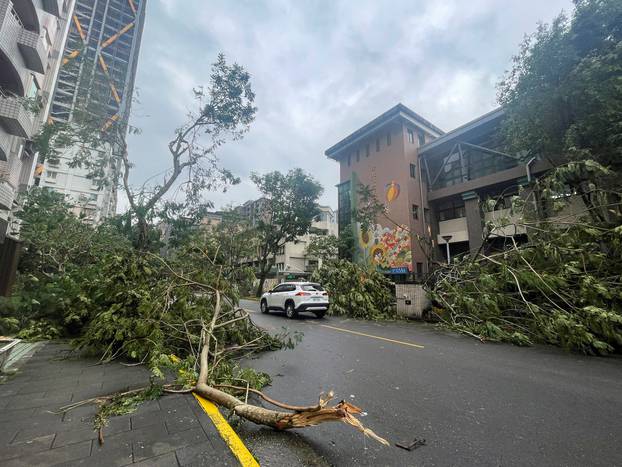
[484,208,527,238]
[437,217,468,244]
[0,94,33,138]
[17,28,47,73]
[42,0,61,17]
[0,128,10,161]
[0,180,14,210]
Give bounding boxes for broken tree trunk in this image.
[193,289,389,445]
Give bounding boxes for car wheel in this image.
[260,299,269,314]
[314,310,326,319]
[285,301,298,319]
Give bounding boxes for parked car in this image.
[260,282,329,319]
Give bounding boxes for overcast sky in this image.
[124,0,573,211]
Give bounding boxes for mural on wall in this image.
[357,223,412,274]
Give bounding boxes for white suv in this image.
[260,282,329,319]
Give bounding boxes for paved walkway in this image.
[0,342,238,466]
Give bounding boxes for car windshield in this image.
[301,283,324,291]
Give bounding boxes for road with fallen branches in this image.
[237,299,622,466]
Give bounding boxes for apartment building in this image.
[0,0,74,294]
[236,201,338,277]
[272,205,338,276]
[36,0,146,223]
[326,104,552,281]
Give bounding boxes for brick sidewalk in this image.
[0,342,239,466]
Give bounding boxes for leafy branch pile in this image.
[311,259,394,320]
[428,163,622,355]
[428,222,622,354]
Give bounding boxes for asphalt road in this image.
[237,299,622,467]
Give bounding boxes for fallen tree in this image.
[427,162,622,355]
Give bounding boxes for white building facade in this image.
[0,0,74,293]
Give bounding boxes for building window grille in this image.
[407,129,415,144]
[412,204,419,220]
[418,132,426,146]
[410,163,417,178]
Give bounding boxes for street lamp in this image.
[441,235,453,264]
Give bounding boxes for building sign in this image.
[389,267,409,274]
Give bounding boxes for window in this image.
[410,163,417,179]
[366,144,370,157]
[418,132,426,146]
[301,283,324,291]
[416,262,423,278]
[337,181,351,232]
[272,283,287,292]
[277,245,285,255]
[356,149,360,162]
[386,132,391,146]
[407,129,415,144]
[438,202,466,221]
[412,204,419,220]
[376,138,380,152]
[47,171,58,179]
[89,193,98,202]
[27,75,40,99]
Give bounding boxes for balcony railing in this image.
[0,91,34,138]
[0,129,11,161]
[484,208,527,238]
[17,27,47,73]
[437,217,468,244]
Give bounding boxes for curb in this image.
[193,393,259,467]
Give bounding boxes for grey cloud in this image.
[124,0,573,212]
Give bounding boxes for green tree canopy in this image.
[250,168,323,295]
[498,0,622,174]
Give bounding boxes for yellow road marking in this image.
[193,393,259,467]
[317,324,425,349]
